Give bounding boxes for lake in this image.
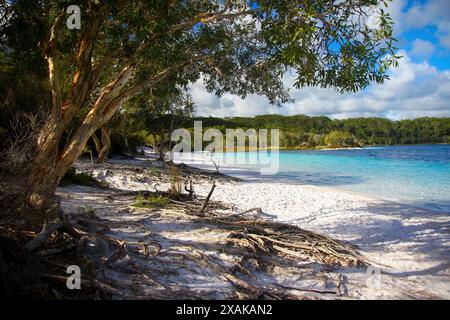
[205,144,450,213]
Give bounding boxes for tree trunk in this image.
[91,131,102,155]
[97,127,111,162]
[26,117,66,217]
[91,127,110,162]
[26,65,137,221]
[27,160,65,222]
[158,126,165,161]
[26,115,102,221]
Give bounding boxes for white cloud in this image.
[410,39,436,58]
[191,51,450,120]
[190,80,275,117]
[386,0,407,34]
[383,0,450,49]
[402,0,450,48]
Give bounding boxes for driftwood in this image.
[228,207,263,218]
[190,209,365,267]
[199,180,216,214]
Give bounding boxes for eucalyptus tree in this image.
[4,0,398,218]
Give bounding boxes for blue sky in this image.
[395,0,450,69]
[192,0,450,120]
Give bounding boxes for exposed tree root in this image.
[25,221,86,252]
[181,206,365,267]
[220,221,364,267]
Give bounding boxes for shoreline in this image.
[197,143,450,152]
[179,157,437,213]
[166,147,450,214]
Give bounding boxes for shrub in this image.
[148,166,161,176]
[78,205,96,218]
[59,167,97,187]
[133,194,170,208]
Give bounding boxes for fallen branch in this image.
[199,181,216,214]
[220,218,364,267]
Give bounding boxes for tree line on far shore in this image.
[184,114,450,149]
[106,113,450,155]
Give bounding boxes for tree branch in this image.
[89,55,115,92]
[43,10,65,118]
[170,8,257,33]
[65,4,108,117]
[110,54,210,111]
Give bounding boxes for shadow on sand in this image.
[323,201,450,277]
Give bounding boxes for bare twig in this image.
[199,181,216,214]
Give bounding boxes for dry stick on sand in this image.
[89,150,95,174]
[184,177,194,199]
[199,181,216,214]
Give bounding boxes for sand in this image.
[62,155,450,299]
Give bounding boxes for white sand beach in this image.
[183,157,450,299]
[61,155,450,299]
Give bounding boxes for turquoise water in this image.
[222,145,450,212]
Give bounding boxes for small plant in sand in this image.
[134,194,170,208]
[79,205,96,218]
[148,166,161,176]
[98,180,109,188]
[169,164,182,198]
[130,282,141,295]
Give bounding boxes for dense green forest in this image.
[112,113,450,153]
[183,114,450,149]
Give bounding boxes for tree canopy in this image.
[2,0,399,122]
